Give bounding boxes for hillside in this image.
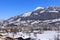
[1,6,60,30]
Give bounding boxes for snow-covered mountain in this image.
[2,6,60,30]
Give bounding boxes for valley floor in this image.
[0,31,60,40]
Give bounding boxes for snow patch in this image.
[36,31,58,40]
[22,12,31,17]
[40,10,45,13]
[34,13,38,15]
[47,11,59,13]
[31,21,40,24]
[20,21,26,24]
[43,18,60,23]
[34,7,44,10]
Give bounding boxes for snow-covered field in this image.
[3,31,60,40]
[36,31,58,40]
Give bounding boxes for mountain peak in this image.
[34,7,44,10]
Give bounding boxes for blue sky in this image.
[0,0,60,19]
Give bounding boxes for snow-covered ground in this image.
[3,31,60,40]
[36,31,58,40]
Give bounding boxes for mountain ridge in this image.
[1,6,60,30]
